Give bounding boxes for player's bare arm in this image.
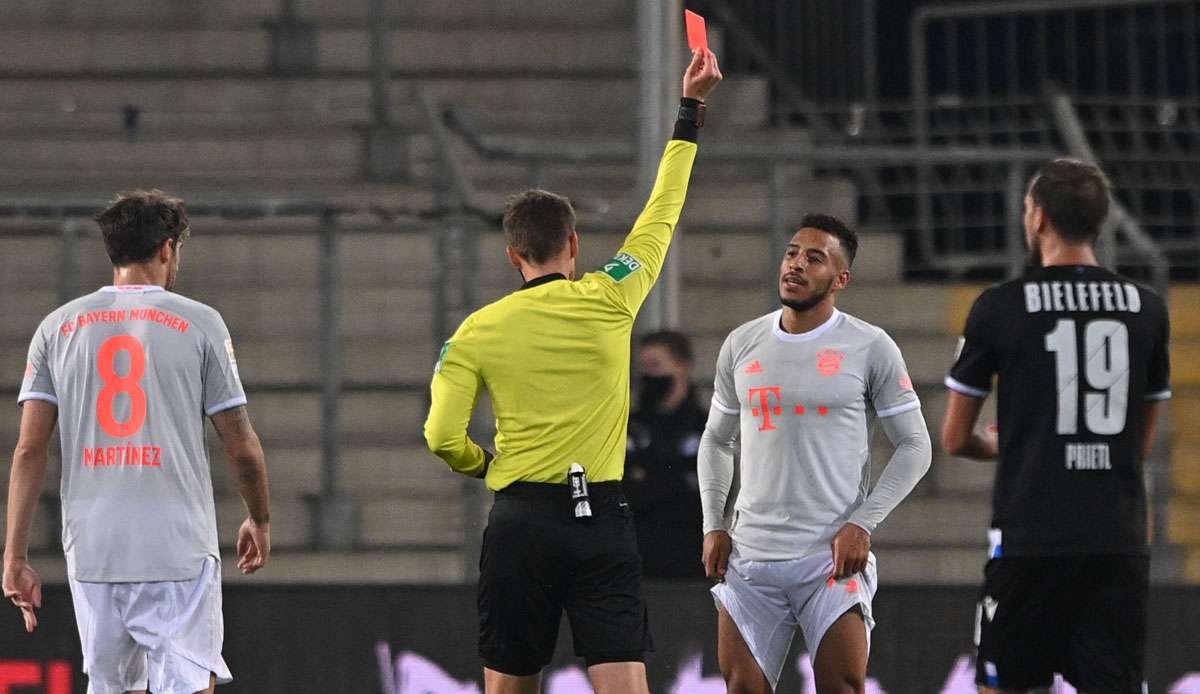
[211,405,271,574]
[1141,400,1166,462]
[3,399,57,632]
[941,391,999,460]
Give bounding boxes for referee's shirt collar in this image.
[520,273,568,290]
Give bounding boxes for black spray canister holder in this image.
[568,463,592,519]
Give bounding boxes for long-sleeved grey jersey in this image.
[698,309,931,560]
[19,285,245,582]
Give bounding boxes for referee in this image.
[425,48,722,694]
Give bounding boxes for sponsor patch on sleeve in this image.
[434,340,451,374]
[225,338,240,380]
[599,252,643,282]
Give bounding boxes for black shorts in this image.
[477,481,652,676]
[975,554,1148,693]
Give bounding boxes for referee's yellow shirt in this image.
[424,139,698,491]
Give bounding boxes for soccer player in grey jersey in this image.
[4,190,271,694]
[698,215,932,694]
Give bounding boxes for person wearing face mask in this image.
[625,330,707,579]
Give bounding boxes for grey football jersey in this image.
[18,285,246,582]
[712,309,920,560]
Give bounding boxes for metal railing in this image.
[906,0,1194,281]
[709,0,1188,279]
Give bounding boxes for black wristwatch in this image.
[678,97,706,128]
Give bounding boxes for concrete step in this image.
[871,496,991,547]
[0,29,268,74]
[1185,550,1200,584]
[0,75,770,131]
[1176,341,1200,387]
[1168,495,1200,545]
[320,28,634,74]
[0,130,361,176]
[361,495,464,547]
[1172,444,1200,496]
[232,391,428,445]
[186,286,438,339]
[0,500,61,551]
[215,495,311,549]
[1173,391,1200,445]
[0,0,632,29]
[868,546,986,585]
[2,473,465,554]
[12,549,469,584]
[0,27,643,75]
[0,0,281,27]
[337,446,459,498]
[441,148,816,198]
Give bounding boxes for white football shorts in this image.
[68,555,232,694]
[711,548,877,691]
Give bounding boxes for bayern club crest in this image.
[816,349,845,376]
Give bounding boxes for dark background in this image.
[2,583,1198,693]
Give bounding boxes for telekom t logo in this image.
[0,661,72,694]
[749,387,784,431]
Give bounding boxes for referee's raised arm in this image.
[602,48,723,316]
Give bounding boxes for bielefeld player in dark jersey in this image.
[941,159,1170,694]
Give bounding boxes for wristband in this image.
[678,97,706,128]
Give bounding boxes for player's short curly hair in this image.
[502,189,576,265]
[799,213,858,267]
[1028,158,1112,244]
[95,189,190,266]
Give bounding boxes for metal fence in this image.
[908,0,1196,281]
[705,0,1192,281]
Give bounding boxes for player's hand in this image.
[830,523,870,580]
[2,559,42,633]
[702,530,732,581]
[682,48,723,101]
[236,517,271,575]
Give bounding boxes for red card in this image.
[685,9,708,51]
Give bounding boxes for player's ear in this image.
[505,245,523,269]
[567,230,579,259]
[836,267,852,291]
[158,239,173,265]
[1030,203,1047,236]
